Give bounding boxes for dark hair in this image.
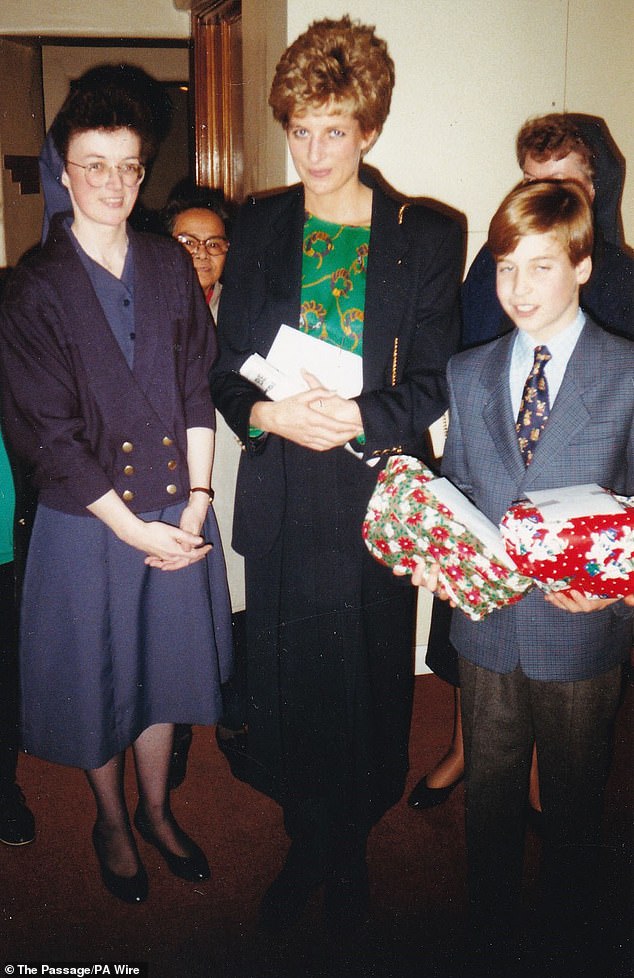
[516,113,595,183]
[51,64,172,164]
[269,15,394,137]
[488,179,594,265]
[162,179,232,235]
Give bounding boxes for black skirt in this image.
[228,442,416,829]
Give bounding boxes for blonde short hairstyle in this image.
[488,180,594,266]
[268,15,394,136]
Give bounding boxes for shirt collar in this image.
[514,307,586,361]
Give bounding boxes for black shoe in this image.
[133,806,210,882]
[407,774,463,811]
[0,783,36,846]
[259,841,324,933]
[169,725,193,790]
[91,824,148,904]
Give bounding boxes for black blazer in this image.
[210,180,464,556]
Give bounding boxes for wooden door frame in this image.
[190,0,243,202]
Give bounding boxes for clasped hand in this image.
[254,370,363,451]
[143,495,211,571]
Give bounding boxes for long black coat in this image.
[209,178,464,825]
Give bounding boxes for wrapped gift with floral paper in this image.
[500,484,634,599]
[362,455,533,621]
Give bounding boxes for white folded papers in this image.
[240,323,363,401]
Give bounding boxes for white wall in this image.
[0,0,190,39]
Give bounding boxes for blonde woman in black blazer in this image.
[210,15,463,932]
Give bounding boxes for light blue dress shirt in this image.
[509,308,586,421]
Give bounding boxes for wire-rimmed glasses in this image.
[66,160,145,188]
[175,233,229,256]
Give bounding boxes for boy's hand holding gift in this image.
[500,484,634,610]
[364,459,634,619]
[363,455,534,621]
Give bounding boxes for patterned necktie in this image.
[515,345,552,466]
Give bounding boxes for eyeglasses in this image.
[175,233,229,256]
[66,160,145,188]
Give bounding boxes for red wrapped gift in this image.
[500,487,634,598]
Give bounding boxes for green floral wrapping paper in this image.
[362,455,534,621]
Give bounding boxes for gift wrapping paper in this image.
[500,495,634,598]
[362,455,533,621]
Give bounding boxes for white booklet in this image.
[424,476,518,569]
[240,323,363,401]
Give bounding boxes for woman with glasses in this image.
[163,185,231,324]
[0,65,233,904]
[162,187,246,790]
[210,16,463,931]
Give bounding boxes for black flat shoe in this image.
[92,825,148,904]
[133,807,210,882]
[407,774,463,811]
[259,841,324,933]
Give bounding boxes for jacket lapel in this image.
[261,186,306,355]
[362,187,411,390]
[46,222,172,434]
[481,334,527,483]
[130,232,177,429]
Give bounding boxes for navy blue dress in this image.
[17,233,233,768]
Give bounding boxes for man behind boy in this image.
[415,180,634,963]
[462,113,633,345]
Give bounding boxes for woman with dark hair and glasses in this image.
[163,184,231,324]
[0,65,233,904]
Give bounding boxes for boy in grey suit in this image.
[413,179,634,962]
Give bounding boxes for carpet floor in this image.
[2,673,631,978]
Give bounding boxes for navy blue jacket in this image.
[0,216,216,516]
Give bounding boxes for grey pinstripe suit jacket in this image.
[445,317,634,681]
